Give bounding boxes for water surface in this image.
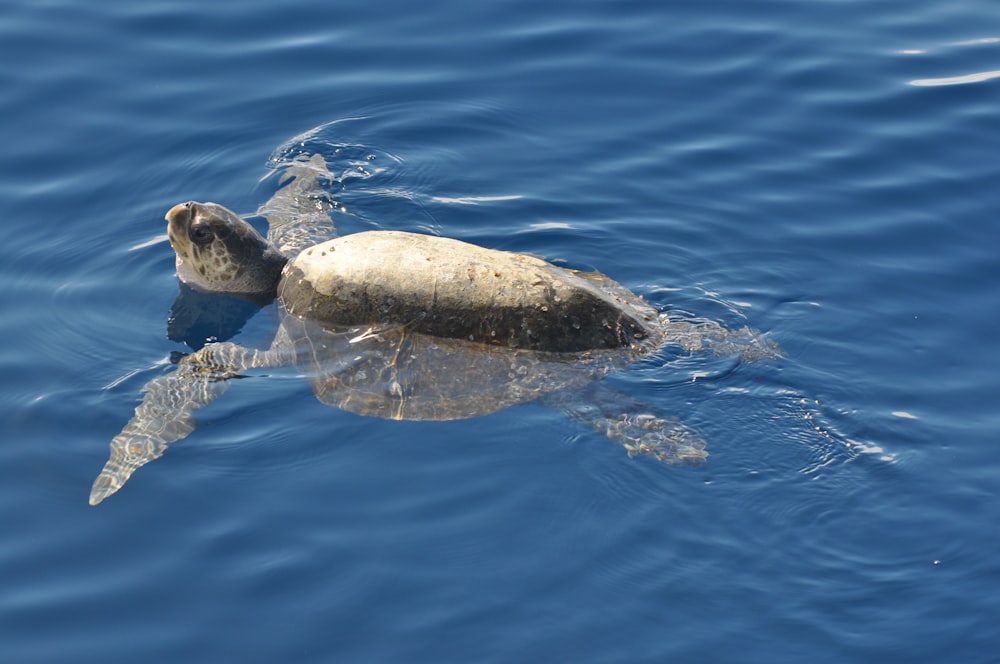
[2,0,999,661]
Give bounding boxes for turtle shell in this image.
[273,230,664,420]
[279,231,661,353]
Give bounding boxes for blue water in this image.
[2,0,999,661]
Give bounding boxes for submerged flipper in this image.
[257,153,338,256]
[662,313,782,362]
[545,382,708,464]
[544,314,779,465]
[89,343,278,505]
[92,155,337,505]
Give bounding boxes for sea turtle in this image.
[90,153,775,505]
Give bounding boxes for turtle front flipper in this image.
[258,153,339,257]
[89,342,277,505]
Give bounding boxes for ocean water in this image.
[2,0,999,661]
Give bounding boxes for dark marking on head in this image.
[165,201,287,297]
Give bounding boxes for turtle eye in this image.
[189,223,215,245]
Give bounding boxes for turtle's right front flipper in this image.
[89,342,273,505]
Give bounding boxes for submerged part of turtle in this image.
[90,153,777,505]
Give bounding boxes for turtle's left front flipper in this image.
[258,153,338,257]
[89,342,274,505]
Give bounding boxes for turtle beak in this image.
[165,202,195,255]
[166,201,193,228]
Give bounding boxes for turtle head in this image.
[166,201,287,299]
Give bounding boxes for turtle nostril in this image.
[165,202,195,225]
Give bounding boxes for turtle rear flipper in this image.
[545,382,708,465]
[663,313,782,362]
